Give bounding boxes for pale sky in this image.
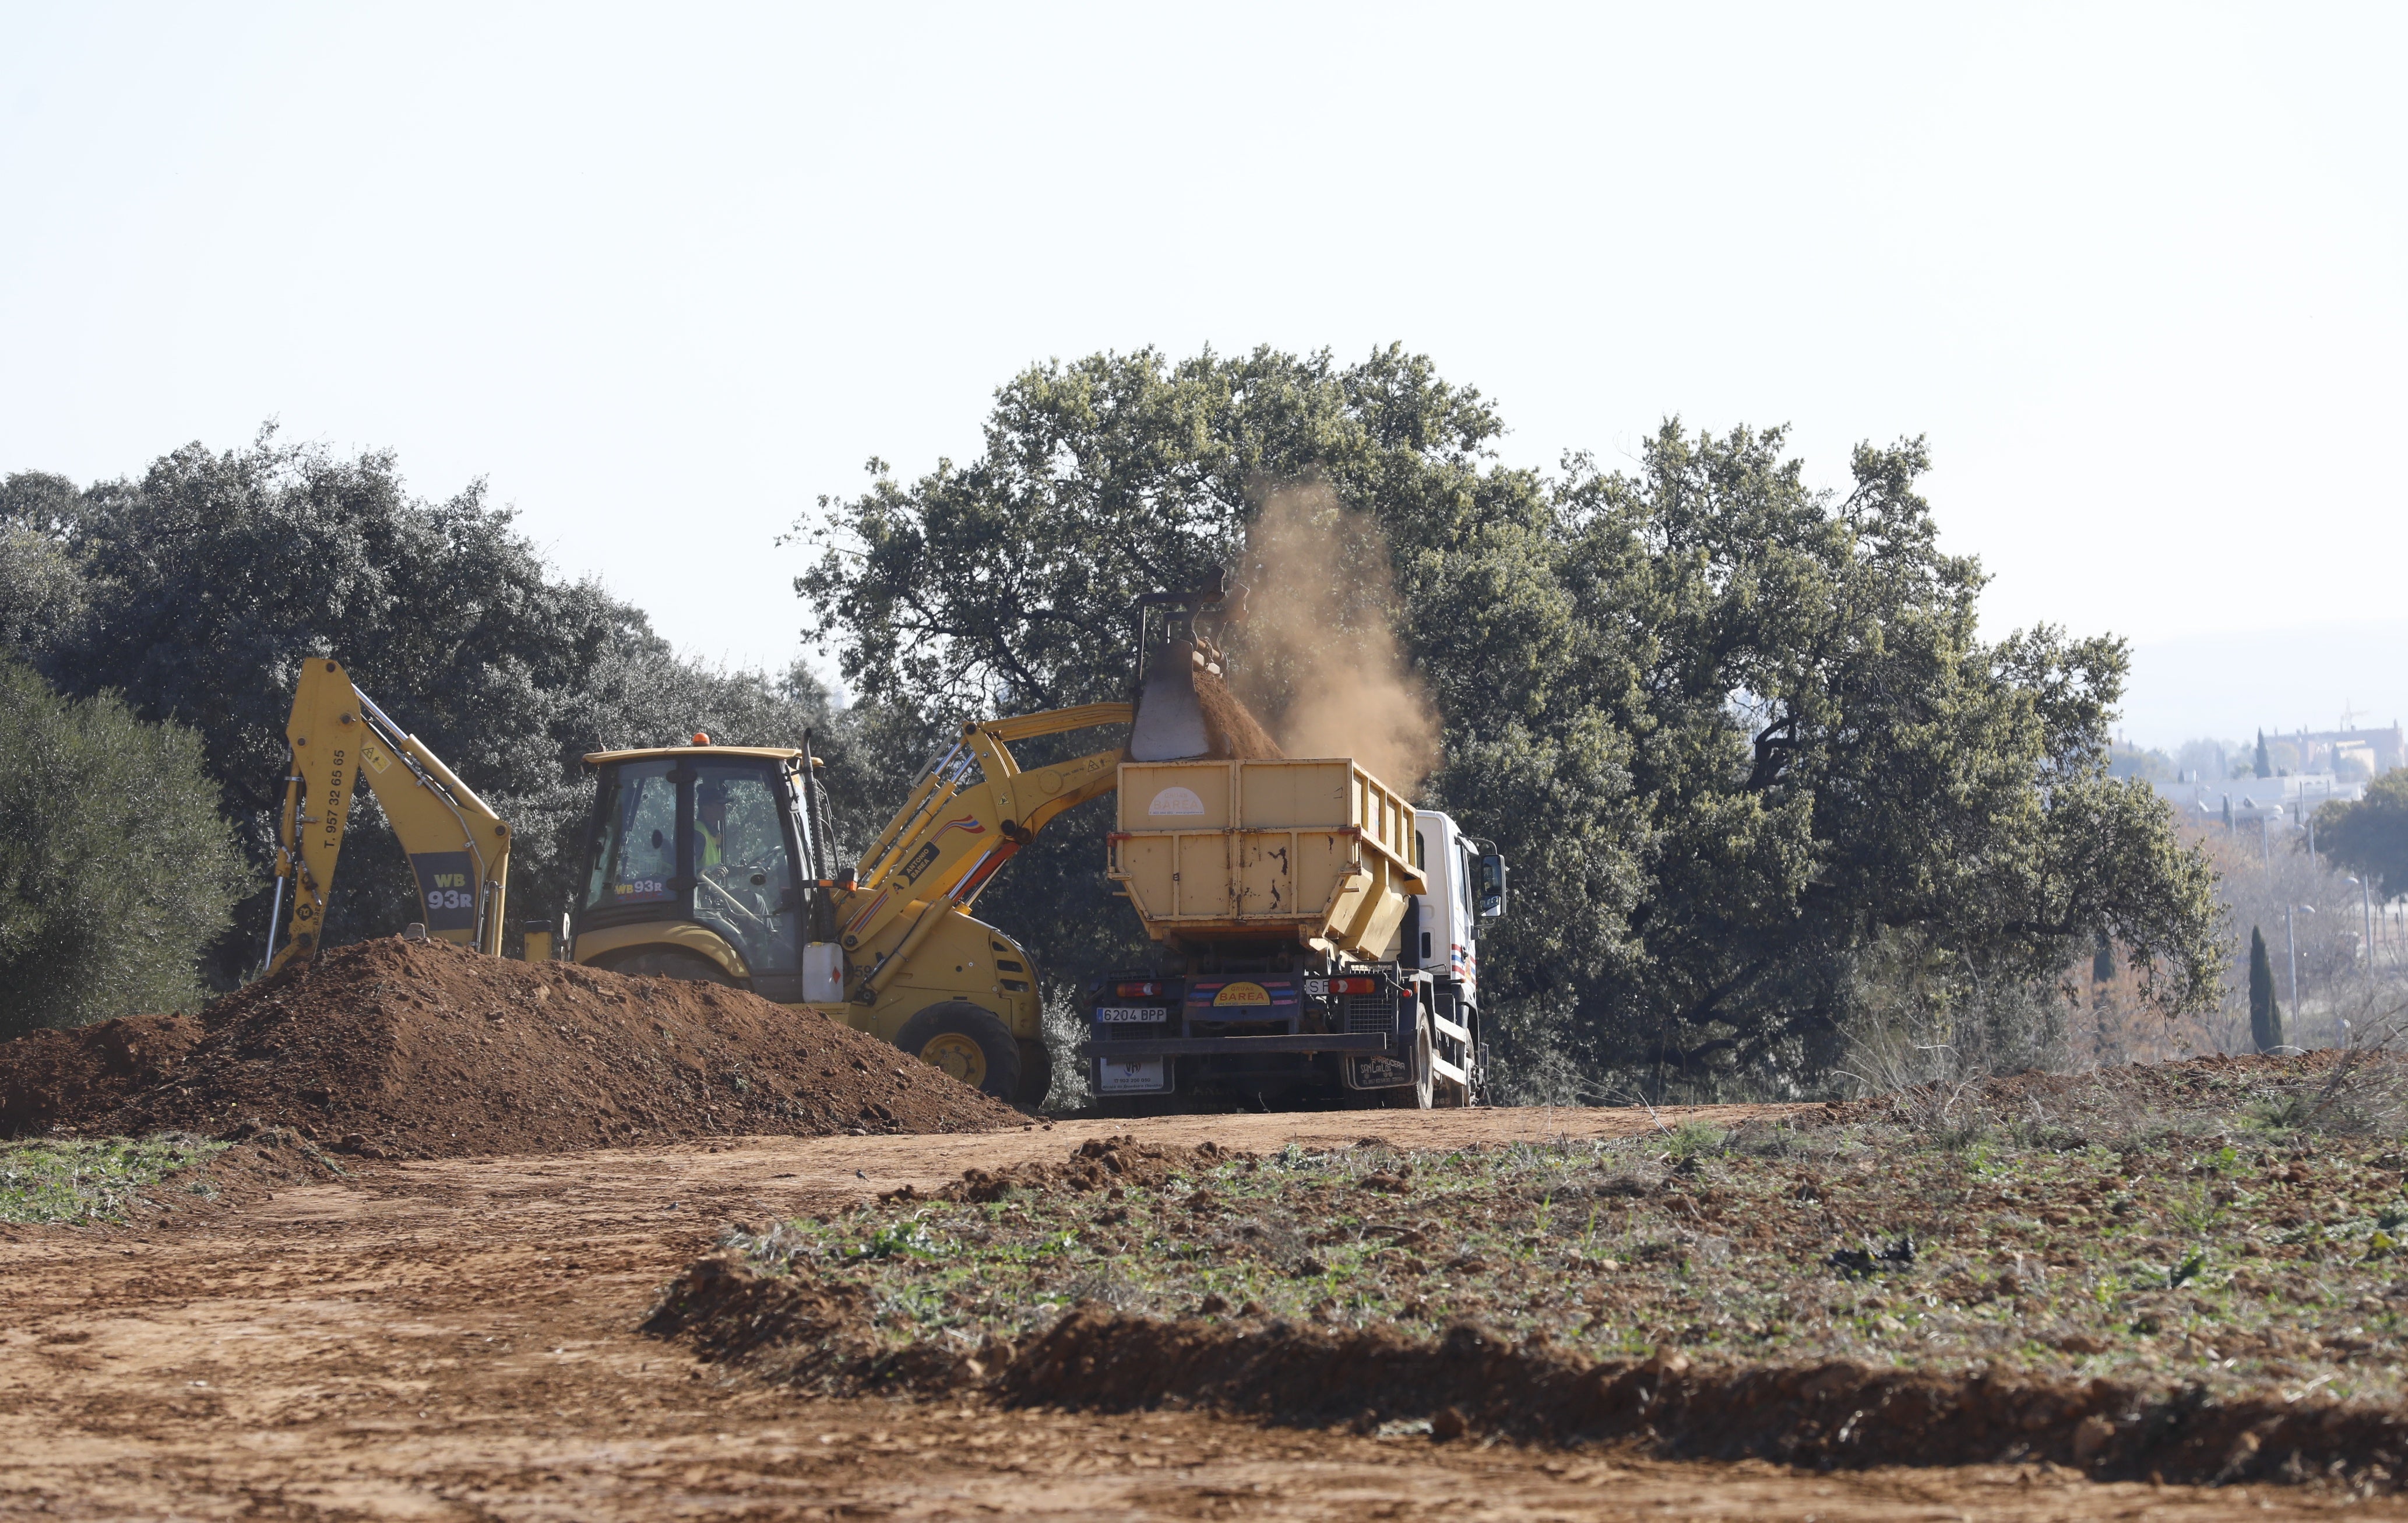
[3,5,2400,749]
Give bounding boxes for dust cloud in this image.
[1223,483,1442,793]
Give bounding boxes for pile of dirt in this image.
[643,1265,2403,1489]
[3,937,1019,1157]
[0,1126,353,1243]
[880,1135,1244,1205]
[0,1013,204,1137]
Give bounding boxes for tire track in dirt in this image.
[0,1107,2381,1520]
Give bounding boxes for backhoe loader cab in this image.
[568,705,1132,1109]
[573,746,817,999]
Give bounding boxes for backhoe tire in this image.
[1015,1038,1054,1114]
[594,948,740,986]
[896,1003,1021,1102]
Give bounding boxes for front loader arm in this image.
[835,702,1130,1002]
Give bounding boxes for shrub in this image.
[0,661,245,1036]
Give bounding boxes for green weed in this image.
[0,1135,225,1226]
[707,1071,2408,1407]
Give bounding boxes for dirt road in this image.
[0,1106,2379,1519]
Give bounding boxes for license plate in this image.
[1094,1006,1165,1023]
[1099,1057,1166,1092]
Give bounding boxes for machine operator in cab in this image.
[698,782,730,868]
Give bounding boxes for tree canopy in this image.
[2317,771,2408,901]
[797,344,2224,1091]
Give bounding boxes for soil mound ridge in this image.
[1822,1048,2364,1131]
[879,1135,1243,1205]
[643,1260,2404,1489]
[5,937,1017,1156]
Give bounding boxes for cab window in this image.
[584,760,677,913]
[691,761,802,976]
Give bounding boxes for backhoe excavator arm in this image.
[264,659,512,974]
[835,702,1130,1003]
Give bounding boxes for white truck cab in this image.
[1408,810,1506,1099]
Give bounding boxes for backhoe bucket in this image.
[1131,639,1282,762]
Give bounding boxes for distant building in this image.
[2152,772,2364,820]
[2286,724,2406,776]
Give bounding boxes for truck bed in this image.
[1107,758,1427,958]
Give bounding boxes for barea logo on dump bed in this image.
[1147,786,1205,817]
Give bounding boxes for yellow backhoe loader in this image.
[568,704,1129,1107]
[262,657,1130,1107]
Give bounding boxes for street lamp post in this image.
[2348,876,2374,977]
[2287,903,2315,1018]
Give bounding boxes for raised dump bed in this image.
[1107,758,1427,958]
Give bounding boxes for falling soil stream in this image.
[0,1108,2383,1520]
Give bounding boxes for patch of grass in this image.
[721,1056,2408,1407]
[0,1135,226,1226]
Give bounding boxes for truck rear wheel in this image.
[1384,1009,1435,1110]
[1015,1037,1054,1113]
[896,1003,1022,1102]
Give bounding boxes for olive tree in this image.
[0,662,245,1036]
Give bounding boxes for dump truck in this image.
[1085,757,1505,1110]
[260,657,1125,1107]
[1082,586,1509,1111]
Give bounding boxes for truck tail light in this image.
[1325,977,1379,996]
[1114,981,1165,998]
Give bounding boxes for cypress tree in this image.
[2255,729,2273,780]
[2249,925,2284,1053]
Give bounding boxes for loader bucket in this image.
[1132,642,1212,761]
[1131,639,1282,762]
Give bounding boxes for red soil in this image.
[0,937,1018,1156]
[0,1011,204,1138]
